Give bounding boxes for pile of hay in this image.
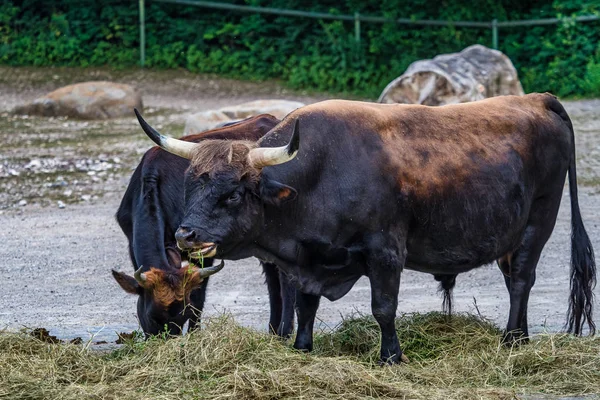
[1,313,599,399]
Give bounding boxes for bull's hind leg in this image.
[263,261,296,338]
[262,262,284,335]
[503,193,563,344]
[278,269,296,338]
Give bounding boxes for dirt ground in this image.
[1,66,599,343]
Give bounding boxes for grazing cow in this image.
[113,114,295,337]
[133,93,595,364]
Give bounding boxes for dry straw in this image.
[1,312,599,399]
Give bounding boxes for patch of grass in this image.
[1,313,599,399]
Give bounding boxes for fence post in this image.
[492,18,498,49]
[139,0,146,67]
[354,12,360,44]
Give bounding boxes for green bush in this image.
[1,0,599,98]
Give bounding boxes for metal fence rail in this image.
[138,0,600,67]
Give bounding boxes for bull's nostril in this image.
[175,226,196,246]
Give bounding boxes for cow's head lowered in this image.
[112,257,224,336]
[134,109,299,258]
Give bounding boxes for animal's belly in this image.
[290,265,363,301]
[273,240,365,300]
[406,203,529,273]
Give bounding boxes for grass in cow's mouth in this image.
[187,250,205,267]
[1,312,599,399]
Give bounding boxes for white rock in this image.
[81,194,91,202]
[18,200,27,206]
[57,201,66,209]
[25,159,42,169]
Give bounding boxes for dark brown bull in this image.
[113,115,295,337]
[134,93,595,363]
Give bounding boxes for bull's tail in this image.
[564,110,596,335]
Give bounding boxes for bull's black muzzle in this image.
[175,226,197,250]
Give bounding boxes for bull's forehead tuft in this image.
[189,139,259,179]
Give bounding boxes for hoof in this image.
[378,352,409,365]
[277,325,294,340]
[293,340,313,353]
[502,330,529,346]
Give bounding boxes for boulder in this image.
[378,44,524,106]
[219,99,305,120]
[183,110,233,136]
[13,81,143,119]
[183,99,304,135]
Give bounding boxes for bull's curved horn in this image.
[197,259,225,279]
[248,119,300,169]
[134,266,147,284]
[134,108,196,160]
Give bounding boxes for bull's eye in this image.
[226,191,242,206]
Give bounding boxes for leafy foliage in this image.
[1,0,599,97]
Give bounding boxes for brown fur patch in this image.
[189,140,260,182]
[142,266,204,307]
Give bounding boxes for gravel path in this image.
[1,67,599,343]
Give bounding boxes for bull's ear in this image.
[259,178,297,206]
[112,270,142,295]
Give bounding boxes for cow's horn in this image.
[134,266,147,284]
[248,119,300,169]
[134,109,196,160]
[197,259,225,279]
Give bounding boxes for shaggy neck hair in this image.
[189,139,259,180]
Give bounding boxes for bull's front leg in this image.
[367,236,407,364]
[293,291,320,352]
